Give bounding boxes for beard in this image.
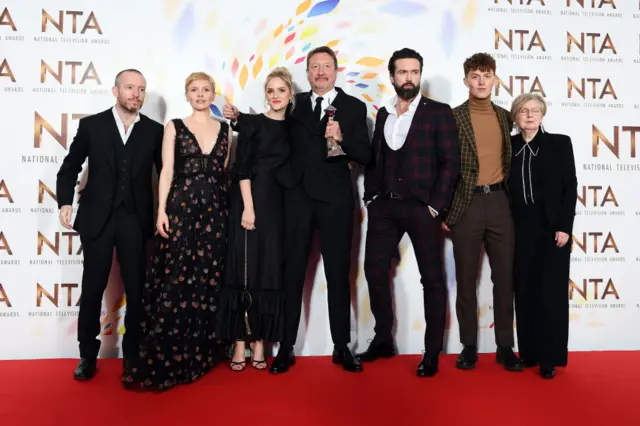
[118,98,141,113]
[393,81,420,100]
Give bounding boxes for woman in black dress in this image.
[216,67,292,371]
[121,72,231,391]
[508,93,577,379]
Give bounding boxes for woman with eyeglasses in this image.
[507,93,577,379]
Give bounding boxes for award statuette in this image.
[325,103,346,158]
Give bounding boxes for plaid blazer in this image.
[444,100,513,226]
[363,96,460,212]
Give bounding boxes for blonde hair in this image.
[510,93,547,123]
[264,66,295,110]
[185,72,216,93]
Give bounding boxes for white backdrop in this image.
[1,0,639,360]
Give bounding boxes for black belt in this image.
[473,181,505,195]
[176,155,216,176]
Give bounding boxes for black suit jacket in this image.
[508,131,578,233]
[56,108,164,239]
[235,87,370,202]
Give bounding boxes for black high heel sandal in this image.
[230,341,247,372]
[249,343,268,370]
[229,359,247,372]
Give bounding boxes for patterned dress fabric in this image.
[121,118,229,391]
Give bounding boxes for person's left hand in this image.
[325,118,343,143]
[555,231,569,247]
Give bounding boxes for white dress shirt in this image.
[310,88,338,119]
[112,106,140,144]
[383,94,421,150]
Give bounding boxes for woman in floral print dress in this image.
[122,72,230,391]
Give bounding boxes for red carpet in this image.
[1,352,638,425]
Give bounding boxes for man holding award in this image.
[223,46,371,373]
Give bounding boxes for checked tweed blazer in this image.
[443,99,513,226]
[363,96,460,213]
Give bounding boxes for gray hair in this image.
[510,93,547,123]
[114,69,144,86]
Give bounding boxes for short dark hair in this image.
[306,46,338,70]
[388,48,423,75]
[114,68,144,86]
[463,53,496,76]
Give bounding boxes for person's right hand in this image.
[441,222,450,232]
[223,104,239,121]
[241,207,256,231]
[156,211,170,238]
[59,205,73,229]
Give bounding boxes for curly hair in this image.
[463,53,496,76]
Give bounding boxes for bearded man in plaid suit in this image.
[357,48,460,377]
[442,53,524,372]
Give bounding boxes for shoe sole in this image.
[269,357,295,374]
[497,358,525,372]
[455,361,476,370]
[356,353,396,363]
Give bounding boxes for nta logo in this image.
[40,60,101,85]
[495,29,546,51]
[41,10,102,34]
[567,77,616,99]
[592,125,640,158]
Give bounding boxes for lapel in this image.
[128,118,147,177]
[458,101,478,157]
[532,132,546,186]
[403,96,428,148]
[372,107,389,170]
[323,87,346,128]
[100,109,119,172]
[293,91,316,134]
[494,105,511,144]
[493,104,512,175]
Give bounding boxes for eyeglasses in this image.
[518,108,542,116]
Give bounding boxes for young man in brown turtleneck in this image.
[443,53,524,372]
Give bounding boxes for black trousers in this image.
[363,197,447,355]
[514,203,570,368]
[281,185,354,348]
[77,206,146,360]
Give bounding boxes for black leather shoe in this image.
[355,340,396,362]
[417,353,438,377]
[540,366,556,379]
[332,346,363,372]
[456,345,478,370]
[496,346,525,371]
[269,348,295,374]
[73,358,97,381]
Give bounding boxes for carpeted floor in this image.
[1,352,638,425]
